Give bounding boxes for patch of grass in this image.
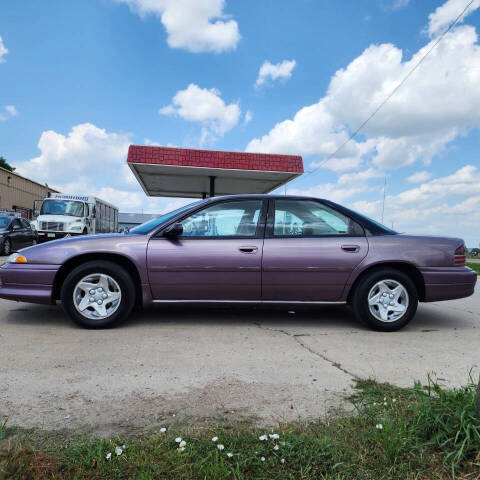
[1,378,480,479]
[467,262,480,275]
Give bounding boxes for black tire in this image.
[61,260,136,328]
[2,238,11,256]
[351,268,418,332]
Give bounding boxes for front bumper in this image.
[37,231,82,242]
[420,266,477,302]
[0,263,60,304]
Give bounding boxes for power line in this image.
[302,0,475,178]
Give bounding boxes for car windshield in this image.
[40,199,85,217]
[128,200,205,234]
[0,217,11,229]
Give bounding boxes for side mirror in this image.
[163,223,183,238]
[34,209,40,217]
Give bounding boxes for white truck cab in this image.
[31,193,118,242]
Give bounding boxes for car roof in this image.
[206,194,325,202]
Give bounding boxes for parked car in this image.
[470,248,480,257]
[0,215,38,255]
[0,195,476,331]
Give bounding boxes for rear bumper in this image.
[0,263,59,304]
[420,266,477,302]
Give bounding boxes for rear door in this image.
[146,198,267,301]
[262,199,368,302]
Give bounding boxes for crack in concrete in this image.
[253,322,358,379]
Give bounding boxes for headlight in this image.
[8,253,28,264]
[70,225,82,231]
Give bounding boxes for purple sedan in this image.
[0,195,476,331]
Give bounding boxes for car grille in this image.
[40,222,65,232]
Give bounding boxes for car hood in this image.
[18,233,148,265]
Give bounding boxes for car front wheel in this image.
[2,238,11,256]
[351,269,418,331]
[61,260,136,328]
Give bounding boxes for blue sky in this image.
[1,0,479,245]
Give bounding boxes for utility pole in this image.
[381,176,387,224]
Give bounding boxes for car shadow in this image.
[3,300,475,332]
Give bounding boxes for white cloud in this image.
[0,36,7,63]
[115,0,240,53]
[0,105,19,122]
[255,59,296,87]
[407,170,432,183]
[351,165,480,244]
[159,83,241,143]
[5,105,18,116]
[243,110,253,125]
[427,0,480,37]
[15,123,190,213]
[247,23,480,172]
[16,123,132,192]
[391,0,410,8]
[288,168,384,203]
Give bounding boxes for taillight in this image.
[454,244,466,266]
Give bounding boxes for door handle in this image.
[239,246,258,254]
[341,244,360,253]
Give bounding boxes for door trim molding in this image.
[152,299,346,305]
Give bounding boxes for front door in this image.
[147,199,267,301]
[262,199,368,302]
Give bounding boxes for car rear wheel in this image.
[61,261,136,328]
[2,238,11,256]
[351,268,418,331]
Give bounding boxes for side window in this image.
[179,200,263,237]
[11,219,22,229]
[20,219,30,229]
[273,200,363,237]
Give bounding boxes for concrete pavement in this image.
[0,285,478,435]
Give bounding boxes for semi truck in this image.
[31,193,118,242]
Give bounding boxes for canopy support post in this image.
[209,176,215,197]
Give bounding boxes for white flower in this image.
[122,445,126,449]
[269,433,279,439]
[273,445,279,450]
[177,446,185,452]
[115,446,123,456]
[384,402,387,406]
[376,424,383,430]
[259,435,267,441]
[383,397,386,401]
[105,452,112,460]
[261,456,266,462]
[217,444,225,451]
[175,437,182,443]
[281,458,285,464]
[227,452,233,458]
[160,427,166,433]
[179,440,186,448]
[373,402,377,406]
[212,436,218,442]
[393,398,397,403]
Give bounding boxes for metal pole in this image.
[381,176,387,224]
[209,176,215,197]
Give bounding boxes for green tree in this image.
[0,156,15,172]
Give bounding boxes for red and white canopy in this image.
[127,145,303,198]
